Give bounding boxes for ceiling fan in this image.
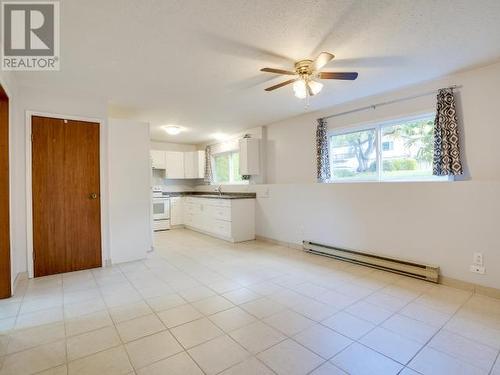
[260,52,358,99]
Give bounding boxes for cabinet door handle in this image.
[89,193,98,200]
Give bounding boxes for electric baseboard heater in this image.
[303,241,439,283]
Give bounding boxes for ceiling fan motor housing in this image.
[295,60,314,76]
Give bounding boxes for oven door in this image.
[152,198,169,220]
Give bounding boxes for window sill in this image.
[324,176,454,184]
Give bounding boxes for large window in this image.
[329,114,449,182]
[213,151,243,184]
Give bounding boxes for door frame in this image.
[26,111,108,278]
[0,81,11,297]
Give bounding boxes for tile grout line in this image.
[402,291,477,373]
[120,259,208,375]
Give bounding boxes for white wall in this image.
[256,62,500,289]
[109,119,152,263]
[150,141,196,152]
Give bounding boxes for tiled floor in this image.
[1,228,500,375]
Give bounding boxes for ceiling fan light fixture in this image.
[163,125,182,135]
[293,79,307,99]
[308,80,323,96]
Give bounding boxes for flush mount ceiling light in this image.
[260,52,358,101]
[163,125,182,135]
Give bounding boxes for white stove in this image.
[152,186,170,231]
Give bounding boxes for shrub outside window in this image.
[328,114,450,182]
[213,151,243,184]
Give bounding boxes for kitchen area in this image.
[150,137,260,243]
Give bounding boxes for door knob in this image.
[89,193,98,200]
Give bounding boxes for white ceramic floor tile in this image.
[381,313,438,344]
[331,343,403,375]
[219,357,274,375]
[157,304,203,328]
[37,364,68,375]
[108,301,153,323]
[192,295,234,315]
[257,338,324,375]
[492,356,500,375]
[7,322,65,354]
[400,368,422,375]
[145,294,186,312]
[179,286,216,302]
[63,298,106,319]
[263,309,315,336]
[209,307,257,332]
[239,297,285,319]
[222,288,261,305]
[322,312,375,340]
[188,335,250,375]
[400,302,451,327]
[5,229,500,375]
[409,346,488,375]
[136,351,203,375]
[125,330,183,369]
[0,302,20,320]
[15,307,64,329]
[229,321,286,354]
[291,299,338,322]
[293,324,353,360]
[316,290,359,310]
[171,317,224,349]
[345,301,393,325]
[116,314,166,342]
[65,309,113,336]
[66,325,121,361]
[360,327,423,364]
[67,345,133,375]
[445,315,500,349]
[310,361,347,374]
[428,329,498,371]
[0,339,66,375]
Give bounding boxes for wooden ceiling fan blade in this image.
[313,52,335,71]
[318,72,358,80]
[264,79,297,91]
[260,68,296,75]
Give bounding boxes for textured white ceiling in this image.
[13,0,500,143]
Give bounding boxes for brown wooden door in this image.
[0,86,10,298]
[32,116,101,277]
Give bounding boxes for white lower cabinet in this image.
[170,197,184,226]
[183,197,255,242]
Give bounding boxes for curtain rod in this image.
[320,85,461,121]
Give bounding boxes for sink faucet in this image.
[215,184,222,196]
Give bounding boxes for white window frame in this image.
[327,112,453,183]
[211,151,248,185]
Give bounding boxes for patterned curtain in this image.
[316,118,331,182]
[204,145,214,184]
[433,88,463,176]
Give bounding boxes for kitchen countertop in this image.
[163,191,256,200]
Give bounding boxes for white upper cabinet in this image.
[151,149,206,179]
[165,151,185,179]
[151,150,166,169]
[184,151,197,179]
[239,138,260,175]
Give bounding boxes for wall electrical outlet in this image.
[470,264,485,274]
[473,252,483,266]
